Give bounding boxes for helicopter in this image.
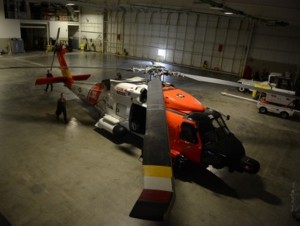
[34,37,263,220]
[35,44,261,175]
[27,25,276,221]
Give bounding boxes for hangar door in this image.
[21,23,48,51]
[68,25,79,50]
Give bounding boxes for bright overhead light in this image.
[224,12,233,15]
[158,49,166,58]
[66,3,75,6]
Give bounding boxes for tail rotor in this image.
[50,27,60,71]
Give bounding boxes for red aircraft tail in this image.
[35,45,91,87]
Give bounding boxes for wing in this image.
[129,78,175,221]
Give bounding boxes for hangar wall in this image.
[247,25,300,75]
[80,9,103,40]
[0,0,300,76]
[80,8,103,51]
[106,11,252,75]
[0,0,21,52]
[105,11,300,76]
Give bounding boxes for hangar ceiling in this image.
[40,0,300,27]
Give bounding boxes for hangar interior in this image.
[1,0,300,76]
[0,0,300,226]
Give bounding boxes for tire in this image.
[259,107,267,114]
[238,87,246,92]
[280,111,289,119]
[241,156,260,174]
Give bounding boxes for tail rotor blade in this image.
[50,27,60,71]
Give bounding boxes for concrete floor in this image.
[0,51,300,226]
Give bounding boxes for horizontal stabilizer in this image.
[35,76,65,85]
[129,189,173,221]
[35,74,90,85]
[72,74,91,81]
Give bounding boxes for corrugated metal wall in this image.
[248,25,300,74]
[103,10,300,75]
[106,11,252,74]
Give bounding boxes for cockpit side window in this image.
[180,122,198,144]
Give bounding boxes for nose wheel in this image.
[173,155,189,170]
[241,156,260,174]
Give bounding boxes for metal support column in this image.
[240,21,255,77]
[191,14,200,67]
[173,12,181,63]
[103,10,108,53]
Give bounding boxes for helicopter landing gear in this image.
[173,154,189,170]
[241,156,260,174]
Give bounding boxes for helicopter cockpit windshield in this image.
[188,109,231,145]
[209,114,230,137]
[187,109,257,173]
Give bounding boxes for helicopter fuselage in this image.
[70,77,260,174]
[35,47,259,173]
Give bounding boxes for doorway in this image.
[68,25,79,51]
[20,24,47,51]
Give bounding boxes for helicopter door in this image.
[116,103,128,118]
[177,122,200,162]
[179,122,198,144]
[129,103,146,134]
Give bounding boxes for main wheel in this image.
[259,107,267,114]
[280,111,289,119]
[238,87,246,92]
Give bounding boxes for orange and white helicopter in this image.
[35,46,262,221]
[33,29,265,221]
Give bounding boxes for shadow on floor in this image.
[95,127,282,206]
[0,212,11,226]
[174,163,282,206]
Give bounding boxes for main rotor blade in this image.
[50,27,60,71]
[181,73,300,100]
[130,78,175,221]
